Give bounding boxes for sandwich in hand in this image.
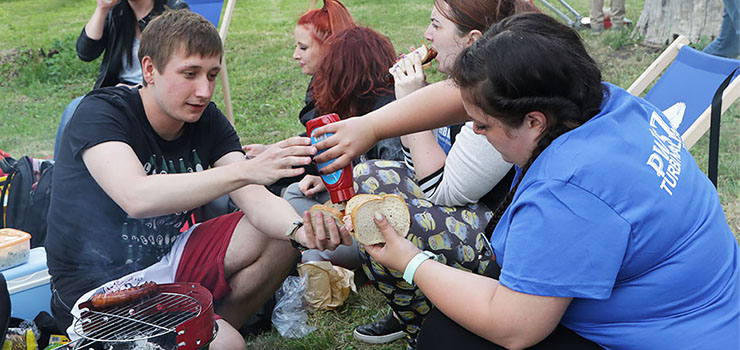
[388,44,438,76]
[307,194,410,246]
[345,194,410,246]
[307,202,345,235]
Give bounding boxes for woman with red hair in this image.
[310,27,397,122]
[242,0,356,156]
[293,0,355,77]
[283,26,404,267]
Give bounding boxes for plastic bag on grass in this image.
[271,275,316,338]
[297,261,356,311]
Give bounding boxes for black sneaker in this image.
[353,313,405,344]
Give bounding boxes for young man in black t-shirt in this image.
[47,10,351,348]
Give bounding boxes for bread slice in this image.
[308,204,344,238]
[343,194,379,233]
[321,199,346,214]
[349,194,410,245]
[344,194,378,218]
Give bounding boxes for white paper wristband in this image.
[403,251,437,285]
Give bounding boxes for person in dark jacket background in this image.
[53,0,189,158]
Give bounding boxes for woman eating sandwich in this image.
[364,12,740,350]
[326,0,539,348]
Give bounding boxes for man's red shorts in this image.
[175,211,243,301]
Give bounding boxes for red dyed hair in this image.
[311,27,396,119]
[297,0,356,46]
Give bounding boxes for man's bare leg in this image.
[210,319,247,349]
[217,215,299,328]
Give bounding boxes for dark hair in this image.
[311,26,396,118]
[450,12,605,234]
[297,0,356,46]
[138,9,223,84]
[433,0,540,34]
[118,0,168,60]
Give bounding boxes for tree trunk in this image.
[634,0,724,46]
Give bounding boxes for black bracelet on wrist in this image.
[285,220,308,252]
[290,238,310,252]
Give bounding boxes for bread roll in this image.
[308,204,344,238]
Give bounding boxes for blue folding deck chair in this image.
[627,35,740,187]
[188,0,237,125]
[187,0,224,27]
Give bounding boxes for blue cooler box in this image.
[1,247,51,320]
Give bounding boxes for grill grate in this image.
[72,292,202,347]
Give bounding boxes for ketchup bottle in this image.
[306,113,355,203]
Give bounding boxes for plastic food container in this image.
[0,228,31,271]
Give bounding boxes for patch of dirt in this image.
[0,49,20,65]
[0,47,59,86]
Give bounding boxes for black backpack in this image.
[0,156,54,248]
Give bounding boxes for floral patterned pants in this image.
[353,160,499,349]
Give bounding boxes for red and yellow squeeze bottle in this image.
[306,113,355,203]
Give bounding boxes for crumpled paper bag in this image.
[297,261,357,310]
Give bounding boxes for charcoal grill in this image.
[70,283,216,350]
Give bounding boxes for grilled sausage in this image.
[90,281,159,309]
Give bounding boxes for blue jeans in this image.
[704,0,740,58]
[54,95,84,159]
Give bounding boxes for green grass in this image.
[1,0,738,348]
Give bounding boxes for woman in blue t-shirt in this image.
[360,12,740,349]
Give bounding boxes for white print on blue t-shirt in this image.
[645,111,683,196]
[436,126,453,154]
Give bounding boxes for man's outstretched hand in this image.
[245,136,315,186]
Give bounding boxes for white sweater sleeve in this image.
[424,122,512,207]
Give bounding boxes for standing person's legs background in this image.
[609,0,626,29]
[704,0,740,58]
[352,160,497,349]
[589,0,605,33]
[54,96,84,159]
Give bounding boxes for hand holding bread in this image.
[298,208,352,251]
[304,193,411,247]
[363,211,422,273]
[390,45,437,99]
[345,194,410,246]
[388,45,438,76]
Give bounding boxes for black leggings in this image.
[417,307,603,350]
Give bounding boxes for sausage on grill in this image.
[90,281,159,309]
